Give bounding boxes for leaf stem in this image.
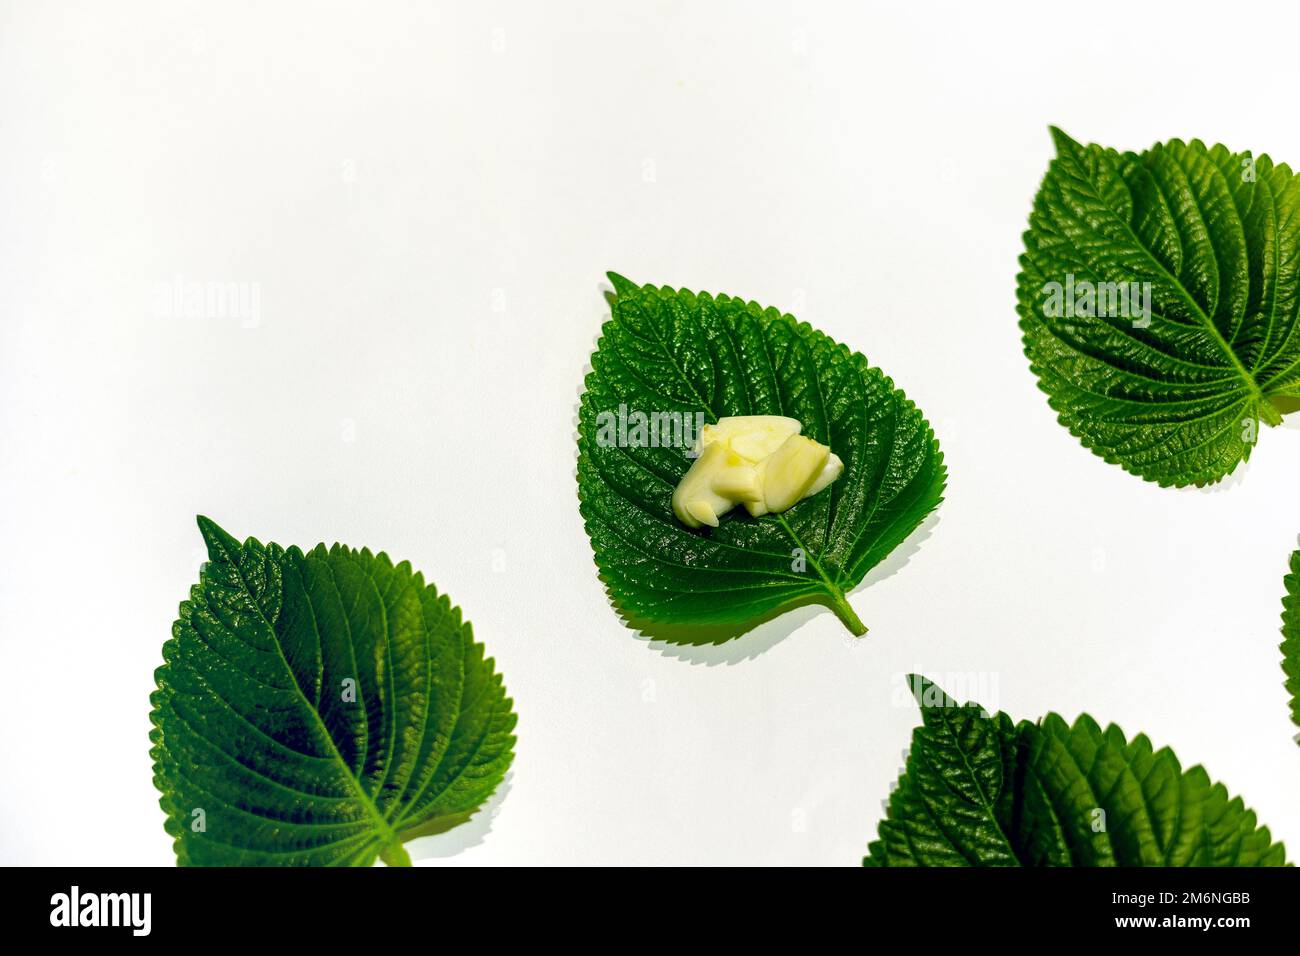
[1265,394,1297,423]
[828,592,867,637]
[771,513,869,637]
[379,842,412,867]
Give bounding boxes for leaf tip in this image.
[195,515,238,560]
[905,673,934,706]
[605,271,637,296]
[1048,125,1080,154]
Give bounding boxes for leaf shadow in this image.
[402,772,513,863]
[1181,457,1252,494]
[631,602,822,664]
[852,508,942,594]
[1172,401,1300,494]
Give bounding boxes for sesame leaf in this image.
[865,677,1287,866]
[1280,548,1300,747]
[576,274,946,641]
[149,517,516,866]
[1017,129,1300,486]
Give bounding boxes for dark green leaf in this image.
[149,518,516,866]
[1017,128,1300,486]
[1281,548,1300,746]
[576,274,946,641]
[865,677,1287,866]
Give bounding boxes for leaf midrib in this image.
[932,706,1020,865]
[774,513,847,606]
[223,542,403,863]
[1110,180,1267,409]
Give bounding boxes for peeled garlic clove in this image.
[763,435,830,513]
[674,417,842,528]
[672,442,736,528]
[711,451,762,500]
[728,422,800,462]
[695,415,801,460]
[805,451,844,497]
[742,456,772,516]
[685,500,720,528]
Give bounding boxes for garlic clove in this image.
[763,435,830,513]
[671,442,736,528]
[696,415,801,461]
[805,451,844,498]
[685,500,720,528]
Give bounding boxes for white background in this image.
[3,0,1299,866]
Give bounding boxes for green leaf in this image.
[576,274,946,640]
[1017,128,1300,487]
[1281,548,1300,745]
[865,677,1288,866]
[149,517,516,866]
